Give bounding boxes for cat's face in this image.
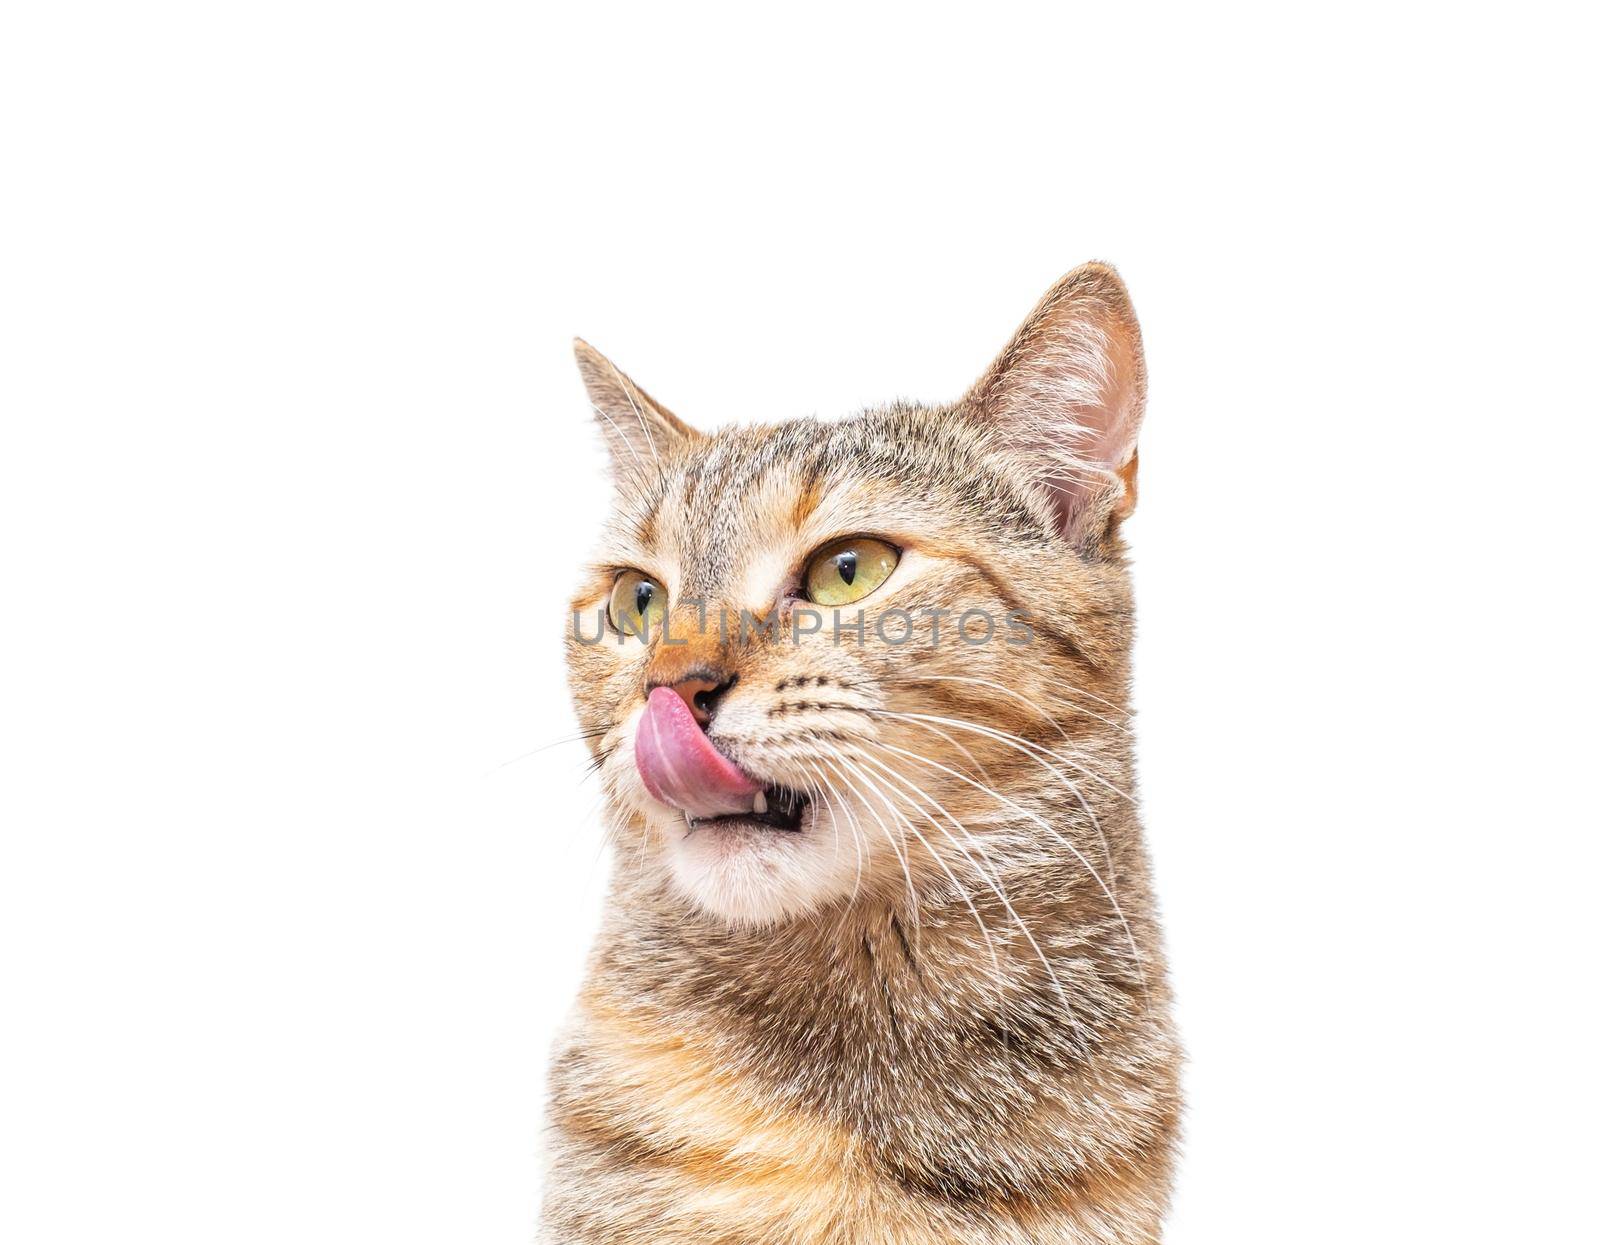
[566,265,1146,927]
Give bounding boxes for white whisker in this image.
[814,739,921,942]
[908,671,1130,737]
[873,737,1149,999]
[873,709,1123,885]
[850,749,1080,1021]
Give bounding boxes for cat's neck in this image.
[596,834,1159,1077]
[555,829,1177,1232]
[581,852,1175,1202]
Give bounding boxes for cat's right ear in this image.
[573,338,701,476]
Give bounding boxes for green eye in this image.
[803,537,899,606]
[608,570,667,638]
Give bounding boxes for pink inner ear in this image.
[969,266,1147,542]
[1033,319,1143,534]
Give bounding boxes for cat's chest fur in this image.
[542,887,1178,1245]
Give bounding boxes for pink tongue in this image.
[635,686,763,819]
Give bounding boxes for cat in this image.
[543,263,1181,1244]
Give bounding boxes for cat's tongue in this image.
[635,686,764,820]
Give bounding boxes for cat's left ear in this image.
[573,338,701,476]
[963,263,1147,547]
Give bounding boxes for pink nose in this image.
[658,674,723,726]
[634,686,763,820]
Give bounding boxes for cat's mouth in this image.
[686,785,809,834]
[635,688,810,832]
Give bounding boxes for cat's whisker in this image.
[871,737,1150,999]
[906,672,1131,738]
[814,774,844,874]
[632,809,654,871]
[849,750,1071,1013]
[873,710,1118,902]
[819,774,870,902]
[891,705,1134,805]
[856,743,1083,1028]
[1032,675,1134,720]
[838,750,1004,983]
[871,709,1123,887]
[491,726,612,775]
[870,710,998,790]
[578,745,614,787]
[884,687,1129,891]
[813,739,921,942]
[823,747,918,937]
[803,759,868,909]
[797,765,846,884]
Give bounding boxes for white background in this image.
[3,4,1596,1242]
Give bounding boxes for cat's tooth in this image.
[752,790,768,815]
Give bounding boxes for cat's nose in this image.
[650,669,738,727]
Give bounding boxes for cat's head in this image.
[566,264,1146,927]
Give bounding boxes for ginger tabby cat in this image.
[544,264,1181,1244]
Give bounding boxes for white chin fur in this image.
[662,809,857,927]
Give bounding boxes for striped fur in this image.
[546,264,1181,1243]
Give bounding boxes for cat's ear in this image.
[573,338,701,475]
[963,263,1146,546]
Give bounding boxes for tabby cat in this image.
[544,263,1181,1243]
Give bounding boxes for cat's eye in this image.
[803,537,899,606]
[608,570,667,638]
